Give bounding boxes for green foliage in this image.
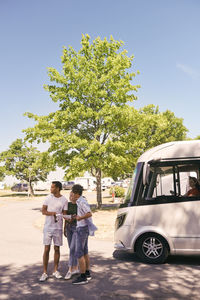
[109,186,125,198]
[24,35,140,206]
[23,34,187,206]
[3,184,10,190]
[0,166,5,181]
[0,139,55,194]
[24,35,140,175]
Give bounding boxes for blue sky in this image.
[1,0,200,152]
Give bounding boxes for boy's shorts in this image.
[75,226,89,258]
[43,229,63,246]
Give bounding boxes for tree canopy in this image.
[25,35,140,206]
[24,34,187,207]
[0,139,54,195]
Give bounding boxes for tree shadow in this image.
[113,249,200,266]
[91,204,119,212]
[0,193,48,198]
[0,193,28,198]
[1,252,200,300]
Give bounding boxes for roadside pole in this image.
[112,188,115,202]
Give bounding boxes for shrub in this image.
[3,184,10,190]
[109,186,125,198]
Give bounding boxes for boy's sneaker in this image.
[39,273,48,282]
[72,275,88,285]
[52,271,62,279]
[64,271,72,280]
[85,271,92,281]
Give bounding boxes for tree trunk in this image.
[29,181,34,196]
[96,168,102,209]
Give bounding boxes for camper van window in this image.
[147,166,176,198]
[120,162,143,207]
[142,161,200,202]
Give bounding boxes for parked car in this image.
[101,184,106,191]
[114,181,124,187]
[101,177,115,188]
[113,180,128,188]
[11,183,28,192]
[62,181,75,190]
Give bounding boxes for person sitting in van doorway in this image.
[185,176,200,197]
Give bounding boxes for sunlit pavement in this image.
[0,198,200,300]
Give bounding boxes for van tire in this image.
[135,233,169,264]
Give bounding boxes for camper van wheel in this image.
[136,233,169,264]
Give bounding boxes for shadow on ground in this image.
[0,193,48,198]
[1,251,200,300]
[90,204,119,211]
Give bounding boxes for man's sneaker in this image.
[39,273,48,282]
[85,271,92,281]
[72,275,88,285]
[52,271,62,279]
[64,271,72,280]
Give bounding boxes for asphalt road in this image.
[0,197,200,300]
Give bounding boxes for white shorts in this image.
[43,229,63,246]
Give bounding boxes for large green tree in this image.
[24,35,187,207]
[0,139,54,195]
[25,35,140,207]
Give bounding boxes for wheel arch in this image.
[132,227,173,254]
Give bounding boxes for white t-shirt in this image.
[43,194,68,231]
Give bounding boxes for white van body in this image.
[33,181,50,191]
[0,182,5,190]
[114,140,200,263]
[75,177,96,190]
[102,177,114,188]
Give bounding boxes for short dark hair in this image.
[52,181,62,191]
[72,184,83,195]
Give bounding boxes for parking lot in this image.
[1,194,200,299]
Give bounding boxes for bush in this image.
[3,184,10,190]
[109,186,125,198]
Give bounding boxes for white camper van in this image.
[114,140,200,263]
[33,181,50,191]
[75,177,96,190]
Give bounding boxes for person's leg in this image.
[43,245,50,274]
[78,255,86,274]
[66,226,73,272]
[72,226,89,284]
[78,236,89,273]
[52,229,63,273]
[53,245,60,273]
[40,231,52,281]
[70,229,78,272]
[84,253,90,271]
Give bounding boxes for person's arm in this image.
[42,205,56,216]
[75,211,92,221]
[63,209,68,237]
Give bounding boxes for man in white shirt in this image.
[39,181,68,282]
